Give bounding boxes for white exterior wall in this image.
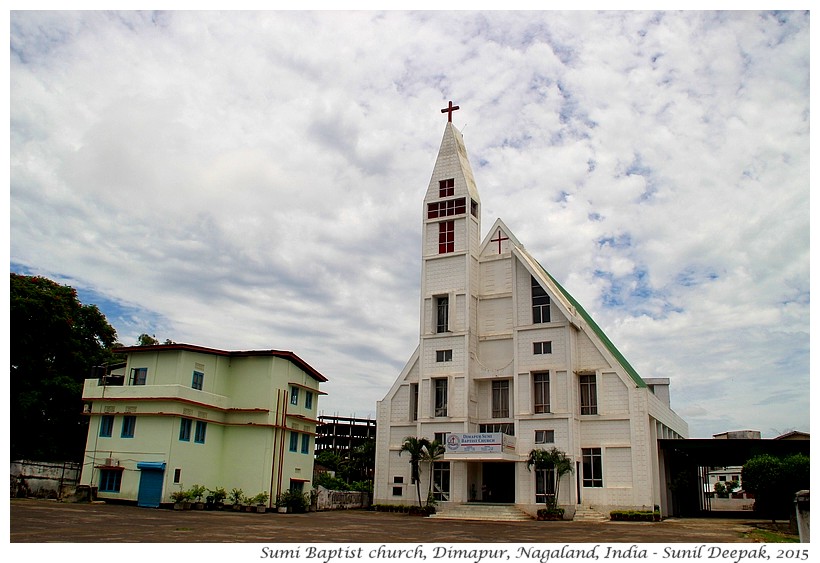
[374,122,688,517]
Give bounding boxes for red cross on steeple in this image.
[441,101,460,122]
[491,228,509,254]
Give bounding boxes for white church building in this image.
[373,105,688,518]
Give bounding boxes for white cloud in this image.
[10,10,809,438]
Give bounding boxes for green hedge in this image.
[609,510,661,522]
[371,504,436,516]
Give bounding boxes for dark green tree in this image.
[742,453,810,522]
[11,273,119,461]
[526,447,573,511]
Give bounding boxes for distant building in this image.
[713,430,761,440]
[374,111,688,518]
[774,430,809,440]
[315,415,377,458]
[79,343,327,508]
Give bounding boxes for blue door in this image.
[136,462,166,508]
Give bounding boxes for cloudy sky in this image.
[9,10,809,439]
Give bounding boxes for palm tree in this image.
[526,447,573,511]
[399,436,430,507]
[423,440,446,505]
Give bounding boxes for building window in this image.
[582,448,603,487]
[194,421,207,444]
[392,486,403,496]
[434,432,449,445]
[580,374,598,415]
[531,276,550,323]
[492,380,510,418]
[173,468,181,483]
[99,469,122,493]
[480,423,514,435]
[290,386,299,405]
[439,221,455,254]
[179,418,192,441]
[535,467,555,504]
[99,415,114,437]
[121,416,136,438]
[471,199,478,217]
[428,197,466,219]
[435,296,449,333]
[434,378,448,417]
[533,371,550,414]
[439,178,454,197]
[305,391,313,410]
[191,370,204,390]
[533,341,552,354]
[432,462,451,501]
[410,383,419,421]
[289,432,299,452]
[535,430,555,444]
[436,349,453,362]
[301,434,310,454]
[129,367,147,386]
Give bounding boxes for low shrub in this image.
[609,510,661,522]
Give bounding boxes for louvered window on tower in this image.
[439,178,454,197]
[428,198,466,219]
[438,221,455,253]
[435,296,449,333]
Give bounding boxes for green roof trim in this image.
[536,262,647,388]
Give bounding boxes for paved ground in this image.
[10,498,777,544]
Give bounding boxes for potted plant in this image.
[208,487,227,510]
[188,484,207,510]
[242,495,255,512]
[275,493,288,513]
[171,490,188,510]
[229,488,244,511]
[252,492,269,513]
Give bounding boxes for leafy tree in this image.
[137,333,160,346]
[11,273,119,461]
[742,453,810,522]
[399,436,430,507]
[315,450,342,473]
[526,447,573,511]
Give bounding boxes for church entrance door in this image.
[481,462,515,503]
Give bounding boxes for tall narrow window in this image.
[439,178,454,197]
[531,276,551,323]
[439,221,455,254]
[301,434,310,454]
[289,432,299,452]
[194,421,207,444]
[99,415,114,437]
[491,380,510,418]
[432,462,451,501]
[410,383,419,421]
[305,391,313,410]
[533,371,550,414]
[535,467,555,504]
[290,386,299,405]
[179,418,192,441]
[582,448,603,487]
[580,374,598,415]
[130,368,147,385]
[121,415,136,438]
[436,296,449,333]
[434,378,448,417]
[191,370,204,390]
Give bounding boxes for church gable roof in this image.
[503,231,647,389]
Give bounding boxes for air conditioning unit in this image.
[104,458,119,467]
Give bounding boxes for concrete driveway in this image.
[10,498,768,544]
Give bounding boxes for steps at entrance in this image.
[429,503,533,522]
[573,506,610,522]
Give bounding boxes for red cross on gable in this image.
[441,101,460,122]
[491,229,509,254]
